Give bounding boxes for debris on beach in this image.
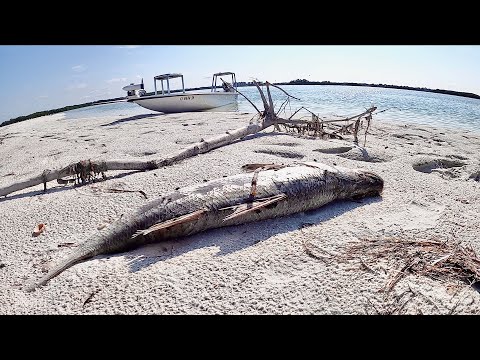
[97,187,148,199]
[303,236,480,314]
[57,178,76,185]
[82,289,101,308]
[341,237,480,293]
[57,242,76,248]
[241,163,283,172]
[32,223,46,237]
[274,106,375,144]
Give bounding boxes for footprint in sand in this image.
[336,148,392,163]
[313,146,352,154]
[267,142,301,147]
[412,156,467,179]
[254,149,304,159]
[446,154,469,161]
[369,200,445,231]
[314,146,391,163]
[469,170,480,182]
[142,151,157,156]
[391,133,428,141]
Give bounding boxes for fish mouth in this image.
[363,171,384,194]
[351,171,384,199]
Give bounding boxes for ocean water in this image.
[63,85,480,133]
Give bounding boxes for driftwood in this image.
[0,81,375,198]
[230,79,376,142]
[0,122,271,197]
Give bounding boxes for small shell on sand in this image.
[32,223,46,237]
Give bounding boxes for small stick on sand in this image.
[82,289,101,308]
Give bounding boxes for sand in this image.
[0,110,479,315]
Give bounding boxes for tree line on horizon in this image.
[0,97,125,128]
[272,79,480,100]
[1,80,479,128]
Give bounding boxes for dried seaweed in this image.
[341,237,480,293]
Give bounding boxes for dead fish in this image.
[24,162,383,291]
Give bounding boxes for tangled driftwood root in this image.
[73,160,108,184]
[38,160,108,192]
[276,106,375,144]
[340,237,480,293]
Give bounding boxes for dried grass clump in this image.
[342,237,480,293]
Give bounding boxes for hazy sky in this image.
[1,45,479,122]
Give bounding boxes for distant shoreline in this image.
[160,81,480,101]
[270,80,480,101]
[2,80,479,127]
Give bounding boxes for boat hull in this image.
[129,92,238,113]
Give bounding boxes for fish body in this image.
[25,162,383,291]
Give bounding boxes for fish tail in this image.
[24,248,94,292]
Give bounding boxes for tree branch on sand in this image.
[0,81,376,198]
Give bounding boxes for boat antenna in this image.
[141,78,144,89]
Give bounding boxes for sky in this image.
[1,45,480,122]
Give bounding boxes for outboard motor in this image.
[126,87,135,97]
[122,78,146,98]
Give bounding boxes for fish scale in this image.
[24,162,383,292]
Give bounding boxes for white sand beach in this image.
[0,110,479,314]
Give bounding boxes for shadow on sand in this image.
[115,196,383,273]
[100,113,162,127]
[0,170,143,203]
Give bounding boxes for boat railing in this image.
[124,72,238,98]
[211,72,237,92]
[154,73,186,95]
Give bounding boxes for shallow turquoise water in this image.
[63,85,480,133]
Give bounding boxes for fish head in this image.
[303,162,384,200]
[347,170,384,200]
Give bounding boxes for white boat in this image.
[122,72,238,113]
